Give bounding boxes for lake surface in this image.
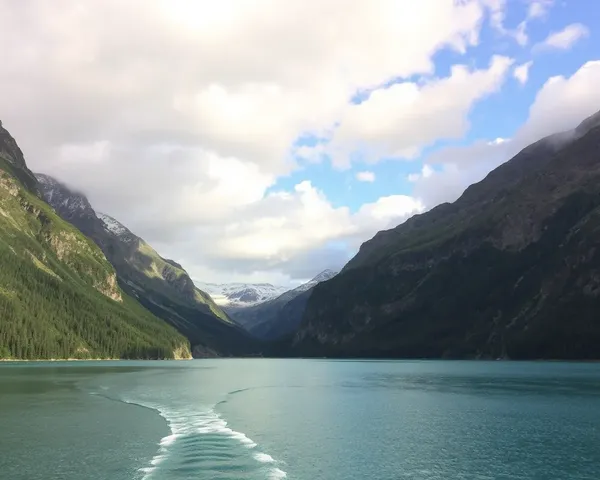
[1,360,600,480]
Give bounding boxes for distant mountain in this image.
[293,109,600,360]
[231,270,338,340]
[0,122,190,360]
[35,174,257,357]
[198,282,289,308]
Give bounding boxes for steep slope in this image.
[35,175,256,357]
[0,123,190,360]
[295,110,600,360]
[231,270,338,340]
[198,282,289,308]
[0,120,38,193]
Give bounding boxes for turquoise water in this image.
[1,360,600,479]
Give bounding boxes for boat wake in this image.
[119,397,287,480]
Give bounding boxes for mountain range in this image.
[230,270,338,340]
[291,109,600,360]
[2,108,600,360]
[35,174,257,357]
[197,282,290,308]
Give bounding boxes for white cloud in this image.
[0,0,491,178]
[356,171,376,182]
[293,144,326,164]
[149,181,424,282]
[516,61,600,142]
[483,0,528,45]
[513,61,533,85]
[483,0,557,47]
[512,21,529,46]
[537,23,589,51]
[0,1,541,283]
[527,0,553,19]
[326,55,514,168]
[408,164,435,183]
[412,60,600,207]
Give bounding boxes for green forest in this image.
[0,161,191,360]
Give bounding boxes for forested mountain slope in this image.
[0,122,190,360]
[35,175,258,357]
[294,110,600,360]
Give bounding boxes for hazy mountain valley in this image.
[4,5,600,480]
[2,109,600,359]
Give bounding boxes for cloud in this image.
[513,61,533,85]
[536,23,589,51]
[411,60,600,207]
[483,0,528,45]
[356,171,376,182]
[149,181,424,281]
[483,0,559,47]
[326,55,514,168]
[527,0,553,19]
[516,61,600,142]
[9,1,586,285]
[0,0,505,284]
[0,0,491,177]
[408,164,435,183]
[35,137,426,282]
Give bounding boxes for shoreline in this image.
[0,358,192,362]
[2,357,599,363]
[0,358,122,362]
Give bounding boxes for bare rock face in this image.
[294,110,600,360]
[95,272,123,302]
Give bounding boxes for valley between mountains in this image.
[2,109,600,360]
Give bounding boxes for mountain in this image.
[293,109,600,360]
[35,174,257,357]
[231,270,338,340]
[198,282,289,308]
[0,122,190,360]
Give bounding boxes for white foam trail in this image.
[270,467,288,479]
[254,452,275,463]
[120,397,286,479]
[194,411,258,448]
[118,400,180,480]
[159,434,178,447]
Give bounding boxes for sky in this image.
[1,0,599,286]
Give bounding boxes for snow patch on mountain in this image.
[35,174,53,186]
[97,213,129,237]
[35,173,92,213]
[294,269,337,294]
[197,282,289,307]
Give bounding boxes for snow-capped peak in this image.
[97,213,129,237]
[291,269,338,294]
[35,173,55,186]
[196,282,289,308]
[35,173,93,214]
[310,269,337,283]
